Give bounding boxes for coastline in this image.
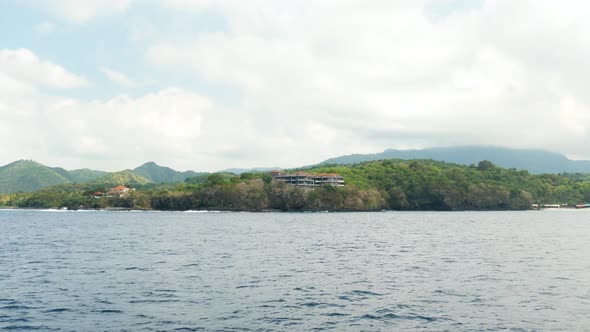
[2,207,588,213]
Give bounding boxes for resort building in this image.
[94,186,136,198]
[271,170,344,187]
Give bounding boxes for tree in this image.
[206,173,227,186]
[388,187,408,210]
[0,194,9,206]
[477,160,496,171]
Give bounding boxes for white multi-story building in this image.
[271,171,344,187]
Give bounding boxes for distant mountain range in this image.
[133,161,202,183]
[3,146,590,194]
[0,160,205,194]
[319,146,590,174]
[220,167,280,175]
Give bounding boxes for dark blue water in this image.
[1,210,589,331]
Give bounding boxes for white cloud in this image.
[0,87,212,170]
[145,0,590,164]
[32,0,134,23]
[0,49,88,89]
[100,67,136,87]
[47,88,208,161]
[0,49,213,170]
[5,1,590,170]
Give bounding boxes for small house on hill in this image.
[106,185,134,197]
[92,186,135,198]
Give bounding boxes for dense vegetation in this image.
[2,159,590,211]
[0,160,202,193]
[0,160,88,194]
[133,162,203,183]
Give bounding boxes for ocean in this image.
[1,210,589,331]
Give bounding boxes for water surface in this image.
[1,210,589,331]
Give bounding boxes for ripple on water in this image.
[94,309,124,314]
[300,302,344,309]
[338,289,385,303]
[128,299,181,304]
[356,312,439,323]
[0,306,35,311]
[1,326,47,331]
[43,308,71,313]
[323,312,350,317]
[0,318,30,324]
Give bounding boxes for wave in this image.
[34,209,69,212]
[183,210,224,213]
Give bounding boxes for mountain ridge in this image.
[0,160,72,194]
[133,161,203,183]
[0,160,205,193]
[318,146,590,174]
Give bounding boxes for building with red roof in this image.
[106,185,133,197]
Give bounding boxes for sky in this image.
[1,0,590,172]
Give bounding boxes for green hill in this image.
[48,166,107,183]
[0,160,202,193]
[0,161,115,193]
[133,162,202,183]
[66,168,108,182]
[90,170,152,187]
[0,160,72,193]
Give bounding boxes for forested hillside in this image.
[0,160,113,193]
[0,160,200,193]
[4,159,590,211]
[0,160,73,193]
[133,162,203,183]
